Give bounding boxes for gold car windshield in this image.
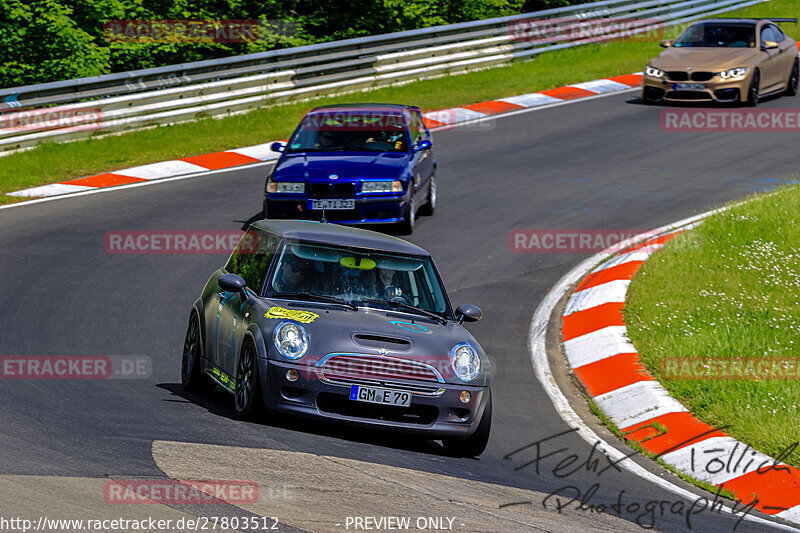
[674,23,755,48]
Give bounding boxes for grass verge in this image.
[625,184,800,469]
[0,0,797,203]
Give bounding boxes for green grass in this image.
[625,184,800,468]
[0,0,797,203]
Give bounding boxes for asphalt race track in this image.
[1,91,798,532]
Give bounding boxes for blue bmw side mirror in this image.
[413,140,432,152]
[270,142,285,152]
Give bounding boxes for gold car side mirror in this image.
[660,39,674,48]
[762,40,779,50]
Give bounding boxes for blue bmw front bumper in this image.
[264,193,408,224]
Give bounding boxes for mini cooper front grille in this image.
[317,353,444,383]
[323,376,444,396]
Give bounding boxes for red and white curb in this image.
[6,74,642,199]
[562,226,800,524]
[7,143,282,198]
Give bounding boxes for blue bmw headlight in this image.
[274,321,309,359]
[450,343,480,382]
[362,180,402,193]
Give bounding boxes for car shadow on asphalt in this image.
[158,382,455,458]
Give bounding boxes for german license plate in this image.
[309,199,354,210]
[673,83,704,91]
[350,385,411,407]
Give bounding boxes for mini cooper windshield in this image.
[286,110,410,153]
[673,22,756,48]
[267,242,450,318]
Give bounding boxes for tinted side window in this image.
[770,24,786,41]
[225,230,279,295]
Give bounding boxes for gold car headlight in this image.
[645,66,664,78]
[718,67,748,80]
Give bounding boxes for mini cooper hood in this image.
[273,152,410,182]
[652,47,758,70]
[263,301,482,364]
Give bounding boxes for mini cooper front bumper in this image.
[259,357,490,438]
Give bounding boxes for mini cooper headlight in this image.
[274,321,309,359]
[718,67,747,80]
[267,181,305,194]
[450,343,480,382]
[645,66,664,78]
[362,180,402,193]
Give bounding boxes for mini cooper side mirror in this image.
[660,39,673,48]
[456,304,482,324]
[219,273,248,298]
[270,141,285,152]
[413,140,432,152]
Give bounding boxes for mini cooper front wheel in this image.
[181,311,204,390]
[442,390,492,457]
[235,338,263,418]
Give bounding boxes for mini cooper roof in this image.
[250,220,430,257]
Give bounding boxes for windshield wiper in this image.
[273,292,357,310]
[362,298,447,324]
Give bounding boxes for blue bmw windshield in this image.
[286,110,410,153]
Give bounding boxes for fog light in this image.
[459,390,471,404]
[286,369,299,382]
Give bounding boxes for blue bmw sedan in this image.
[263,104,437,234]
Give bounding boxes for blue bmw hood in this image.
[272,152,410,182]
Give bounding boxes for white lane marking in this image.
[571,79,631,94]
[591,246,663,272]
[593,380,687,429]
[528,208,797,532]
[7,183,94,197]
[114,160,208,179]
[659,436,778,486]
[226,143,282,161]
[780,507,800,523]
[0,160,277,210]
[563,325,636,368]
[497,93,563,107]
[564,279,630,316]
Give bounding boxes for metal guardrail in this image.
[0,0,762,154]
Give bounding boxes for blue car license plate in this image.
[309,199,354,210]
[350,385,411,407]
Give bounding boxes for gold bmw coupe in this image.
[642,18,798,106]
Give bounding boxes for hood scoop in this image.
[353,333,412,351]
